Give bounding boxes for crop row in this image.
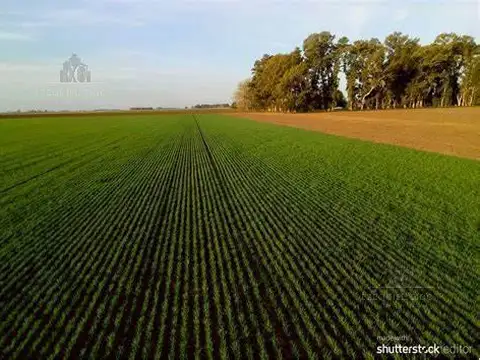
[1,114,478,359]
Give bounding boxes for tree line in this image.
[192,103,231,109]
[233,32,480,112]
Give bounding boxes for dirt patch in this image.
[228,107,480,160]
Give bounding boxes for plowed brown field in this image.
[230,107,480,160]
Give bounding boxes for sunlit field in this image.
[1,114,478,359]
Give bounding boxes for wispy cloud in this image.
[0,31,33,41]
[38,8,145,27]
[0,62,49,72]
[17,21,51,29]
[0,10,25,16]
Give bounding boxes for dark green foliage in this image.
[192,103,231,109]
[238,31,480,111]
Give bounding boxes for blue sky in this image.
[0,0,479,111]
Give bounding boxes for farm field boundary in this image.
[0,108,235,120]
[229,107,480,160]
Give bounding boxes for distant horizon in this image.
[0,0,479,112]
[0,104,235,114]
[2,105,236,112]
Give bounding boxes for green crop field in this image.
[1,114,479,359]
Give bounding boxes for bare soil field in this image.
[230,107,480,160]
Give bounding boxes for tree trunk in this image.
[457,93,463,107]
[441,86,448,107]
[348,93,353,111]
[361,86,375,111]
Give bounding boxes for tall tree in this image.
[233,79,254,111]
[384,32,420,108]
[303,31,340,110]
[358,38,386,110]
[428,33,477,107]
[279,62,310,112]
[460,49,480,106]
[249,54,273,109]
[338,37,358,110]
[249,49,306,111]
[243,31,478,112]
[342,39,386,110]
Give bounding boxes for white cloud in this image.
[0,10,24,16]
[0,62,51,72]
[38,8,145,27]
[17,21,51,29]
[0,31,33,41]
